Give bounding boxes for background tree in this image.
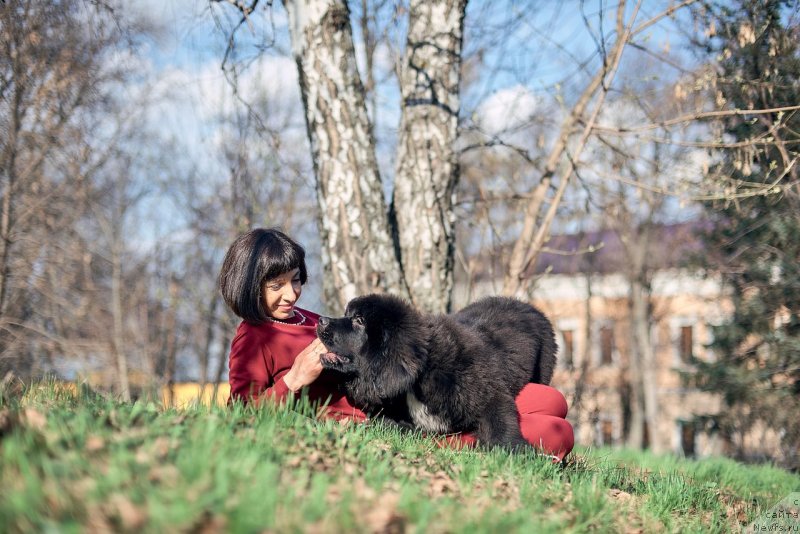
[690,0,800,469]
[578,53,711,449]
[0,0,136,379]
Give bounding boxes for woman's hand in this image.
[282,338,327,392]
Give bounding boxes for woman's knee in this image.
[519,414,575,461]
[516,383,569,418]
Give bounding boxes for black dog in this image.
[316,293,557,449]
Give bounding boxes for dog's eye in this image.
[352,316,364,327]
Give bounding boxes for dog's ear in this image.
[370,337,426,400]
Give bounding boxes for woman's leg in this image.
[516,383,568,418]
[435,414,574,461]
[435,384,574,460]
[515,384,573,460]
[518,413,574,461]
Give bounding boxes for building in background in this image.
[455,223,781,460]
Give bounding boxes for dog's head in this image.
[316,293,428,404]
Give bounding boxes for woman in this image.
[219,228,574,461]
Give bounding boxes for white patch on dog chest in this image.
[406,392,451,433]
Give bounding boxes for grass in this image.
[1,380,798,533]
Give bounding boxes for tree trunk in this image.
[631,274,661,451]
[391,0,466,313]
[0,58,23,319]
[163,277,179,406]
[212,333,231,405]
[626,277,646,449]
[625,222,661,451]
[571,271,594,423]
[110,245,131,401]
[283,0,405,311]
[199,294,219,387]
[0,145,15,320]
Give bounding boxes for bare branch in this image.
[630,0,698,38]
[504,0,644,295]
[592,105,800,134]
[586,155,797,202]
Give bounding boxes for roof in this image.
[529,221,705,276]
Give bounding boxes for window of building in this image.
[600,420,614,446]
[680,325,693,363]
[704,322,719,362]
[560,329,574,368]
[671,317,700,365]
[679,421,696,457]
[600,325,614,365]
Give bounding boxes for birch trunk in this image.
[392,0,466,313]
[283,0,405,310]
[0,139,15,320]
[212,333,230,405]
[571,271,594,417]
[163,278,179,406]
[628,226,663,452]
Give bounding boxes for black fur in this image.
[316,294,557,449]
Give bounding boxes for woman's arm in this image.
[228,329,280,404]
[228,329,326,405]
[282,338,325,392]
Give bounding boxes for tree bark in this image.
[571,271,594,419]
[283,0,405,310]
[628,224,663,452]
[391,0,466,313]
[0,124,16,320]
[110,245,131,401]
[630,273,661,451]
[212,332,231,405]
[199,294,218,386]
[626,276,647,449]
[163,277,179,406]
[0,29,24,320]
[621,218,664,451]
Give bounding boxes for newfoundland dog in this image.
[316,294,557,449]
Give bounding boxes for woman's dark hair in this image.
[218,228,308,323]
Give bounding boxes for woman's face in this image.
[263,268,302,320]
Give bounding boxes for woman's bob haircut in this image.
[218,228,308,323]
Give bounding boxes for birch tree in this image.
[391,0,466,313]
[283,0,467,312]
[282,0,406,310]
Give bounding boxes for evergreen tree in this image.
[691,0,800,469]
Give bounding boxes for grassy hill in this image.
[1,381,798,533]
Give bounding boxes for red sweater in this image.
[227,307,367,421]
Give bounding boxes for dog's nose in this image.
[318,316,329,327]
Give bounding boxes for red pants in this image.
[434,384,575,461]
